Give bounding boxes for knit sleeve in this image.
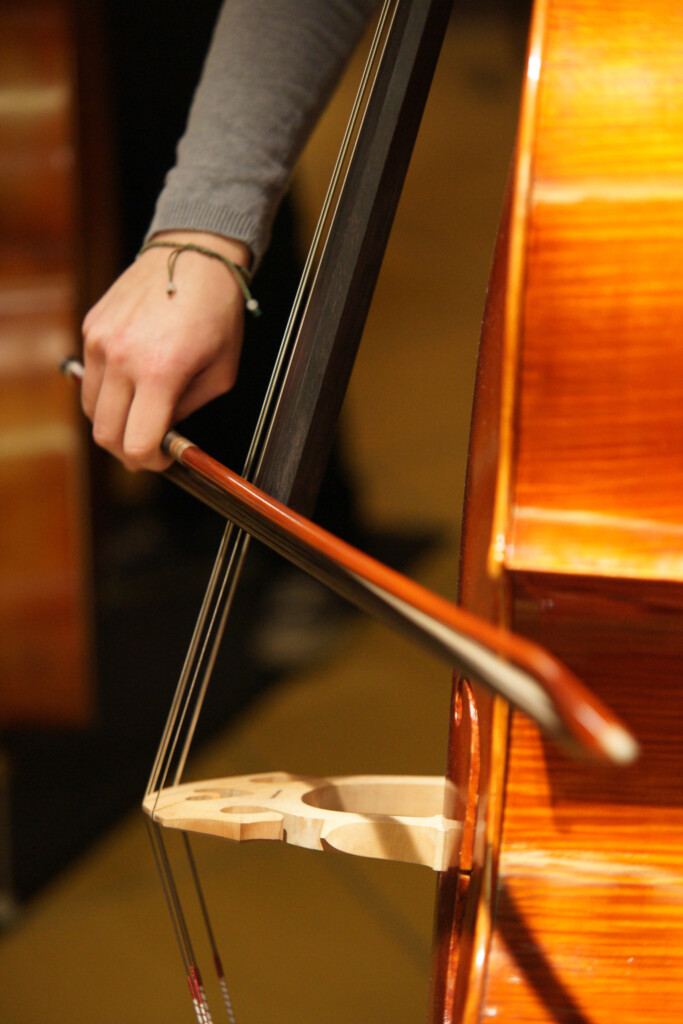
[146,0,379,266]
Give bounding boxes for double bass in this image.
[71,0,683,1020]
[433,0,683,1019]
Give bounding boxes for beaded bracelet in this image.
[138,240,261,316]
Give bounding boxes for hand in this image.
[81,230,251,472]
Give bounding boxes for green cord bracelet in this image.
[138,240,261,316]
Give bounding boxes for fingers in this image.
[89,371,176,472]
[81,295,181,471]
[90,370,135,462]
[121,381,176,472]
[80,236,247,472]
[80,349,104,424]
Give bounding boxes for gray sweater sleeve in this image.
[147,0,379,266]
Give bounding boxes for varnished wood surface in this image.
[504,0,683,579]
[453,2,683,1021]
[486,575,683,1022]
[428,174,513,1024]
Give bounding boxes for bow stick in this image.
[63,357,636,765]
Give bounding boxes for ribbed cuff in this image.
[146,197,270,269]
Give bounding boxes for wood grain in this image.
[485,574,683,1023]
[509,0,683,579]
[436,2,683,1021]
[0,1,92,725]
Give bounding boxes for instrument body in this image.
[434,1,683,1020]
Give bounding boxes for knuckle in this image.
[81,303,100,337]
[146,349,186,385]
[83,325,136,373]
[105,333,133,371]
[92,425,116,452]
[123,434,157,466]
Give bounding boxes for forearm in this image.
[147,0,379,265]
[82,0,379,471]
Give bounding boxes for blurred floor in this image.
[0,10,525,1023]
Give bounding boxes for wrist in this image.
[147,229,252,270]
[139,234,261,316]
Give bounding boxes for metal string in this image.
[144,5,401,1020]
[148,0,399,802]
[183,834,238,1024]
[146,818,215,1023]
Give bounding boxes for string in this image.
[148,0,399,799]
[145,523,243,797]
[183,834,238,1024]
[144,4,402,1020]
[146,819,215,1023]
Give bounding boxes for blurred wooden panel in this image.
[0,0,93,726]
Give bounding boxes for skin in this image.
[81,229,250,472]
